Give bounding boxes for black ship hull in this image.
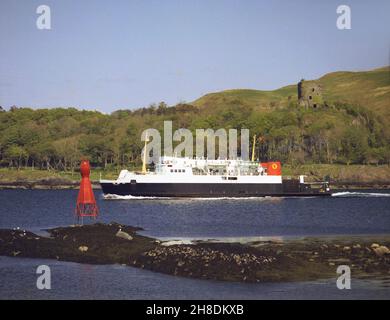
[100,181,331,198]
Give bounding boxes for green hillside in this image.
[193,66,390,117]
[0,66,389,174]
[192,86,296,111]
[319,67,390,117]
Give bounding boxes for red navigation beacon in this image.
[75,160,98,221]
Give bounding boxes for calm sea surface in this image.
[0,189,389,299]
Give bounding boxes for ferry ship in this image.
[100,156,331,198]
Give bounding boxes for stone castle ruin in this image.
[297,79,323,108]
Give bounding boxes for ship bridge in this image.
[156,156,267,176]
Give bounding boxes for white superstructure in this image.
[100,156,282,184]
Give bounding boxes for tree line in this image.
[0,99,389,172]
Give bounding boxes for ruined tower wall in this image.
[297,80,323,108]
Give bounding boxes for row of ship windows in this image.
[170,169,185,173]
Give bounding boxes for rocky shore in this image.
[0,223,389,283]
[0,178,98,190]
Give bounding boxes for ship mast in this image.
[142,132,148,174]
[251,134,256,162]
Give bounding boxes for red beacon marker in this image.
[75,159,98,222]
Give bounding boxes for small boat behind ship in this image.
[100,156,331,198]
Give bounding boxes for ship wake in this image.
[102,194,279,201]
[103,194,167,200]
[332,191,390,198]
[103,192,390,200]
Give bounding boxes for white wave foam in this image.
[332,191,390,198]
[103,192,390,200]
[103,194,167,200]
[102,194,281,201]
[158,235,286,246]
[161,239,194,246]
[169,196,279,201]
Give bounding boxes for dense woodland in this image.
[0,99,389,172]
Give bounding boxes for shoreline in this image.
[1,163,389,190]
[0,223,389,283]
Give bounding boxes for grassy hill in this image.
[0,66,389,177]
[192,66,390,117]
[192,87,295,111]
[319,66,390,117]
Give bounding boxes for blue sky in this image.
[0,0,389,112]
